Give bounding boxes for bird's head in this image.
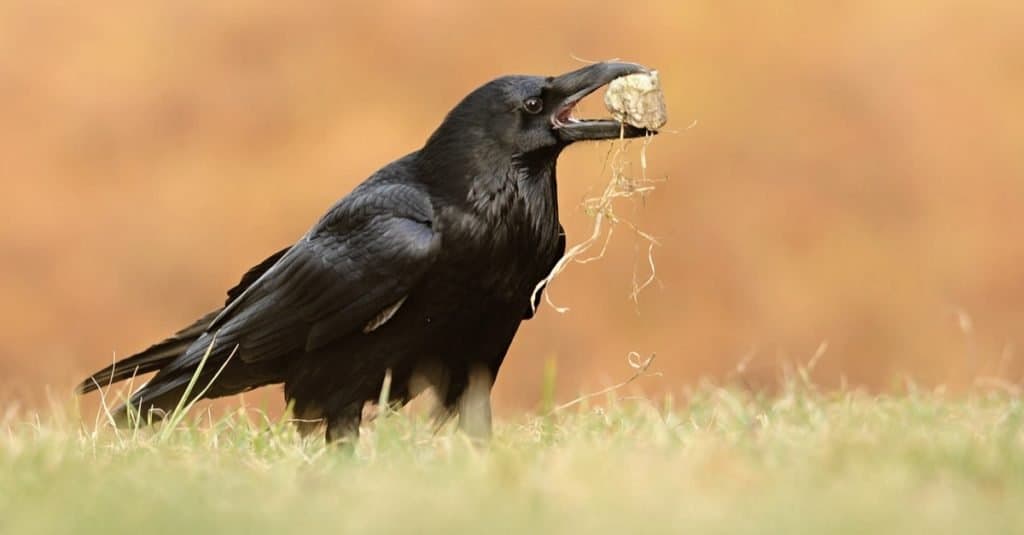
[423,62,657,162]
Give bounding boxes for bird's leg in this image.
[456,365,494,442]
[406,360,456,431]
[289,401,326,438]
[325,403,362,447]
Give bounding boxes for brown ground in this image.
[2,1,1023,415]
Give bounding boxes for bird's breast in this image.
[433,196,561,304]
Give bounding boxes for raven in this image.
[76,62,656,442]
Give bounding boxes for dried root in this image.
[532,129,664,314]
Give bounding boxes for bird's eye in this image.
[523,97,543,114]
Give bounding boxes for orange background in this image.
[3,1,1023,414]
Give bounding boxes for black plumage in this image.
[76,61,656,442]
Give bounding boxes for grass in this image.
[2,375,1023,535]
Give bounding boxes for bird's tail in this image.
[75,311,221,425]
[75,310,218,395]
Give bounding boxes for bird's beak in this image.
[549,61,658,142]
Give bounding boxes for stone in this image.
[603,71,668,131]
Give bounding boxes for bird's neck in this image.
[416,138,560,203]
[412,148,561,248]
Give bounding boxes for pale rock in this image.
[603,71,668,130]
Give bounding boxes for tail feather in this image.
[109,374,199,425]
[110,339,261,426]
[75,310,219,394]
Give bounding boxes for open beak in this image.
[549,62,658,142]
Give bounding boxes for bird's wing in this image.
[193,182,439,366]
[225,246,291,304]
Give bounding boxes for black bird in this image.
[76,62,656,442]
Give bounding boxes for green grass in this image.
[2,380,1023,535]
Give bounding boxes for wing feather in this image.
[196,183,439,366]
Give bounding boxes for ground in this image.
[2,378,1022,535]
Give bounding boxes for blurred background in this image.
[2,0,1023,415]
